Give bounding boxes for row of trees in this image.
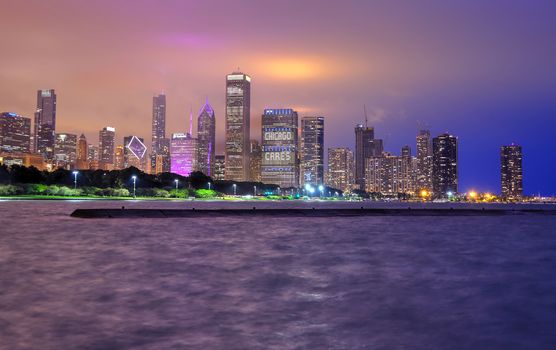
[0,165,282,197]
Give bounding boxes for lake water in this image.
[1,200,556,349]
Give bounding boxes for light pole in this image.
[208,182,211,190]
[254,185,257,196]
[319,185,324,197]
[132,175,137,198]
[72,171,78,190]
[233,183,237,196]
[175,179,179,190]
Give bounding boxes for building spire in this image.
[189,107,193,136]
[364,105,368,129]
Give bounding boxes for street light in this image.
[132,175,137,198]
[318,185,324,197]
[208,182,211,190]
[72,171,78,190]
[233,183,237,196]
[174,179,179,190]
[254,185,257,196]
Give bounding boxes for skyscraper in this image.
[197,98,216,177]
[34,89,57,160]
[151,94,167,172]
[214,155,225,181]
[114,145,125,170]
[124,136,148,171]
[261,109,299,188]
[0,112,31,153]
[76,134,89,170]
[225,72,251,181]
[99,126,116,169]
[500,144,523,199]
[327,148,354,193]
[249,139,262,182]
[355,124,383,190]
[365,149,414,195]
[300,116,325,187]
[54,133,77,169]
[432,133,458,197]
[416,130,433,191]
[170,133,197,177]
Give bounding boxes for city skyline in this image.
[1,1,555,194]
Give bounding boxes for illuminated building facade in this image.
[124,135,148,171]
[170,133,197,177]
[34,89,57,160]
[225,72,251,181]
[76,134,89,170]
[151,94,167,172]
[432,133,458,197]
[99,126,116,169]
[500,144,523,199]
[365,148,414,195]
[249,139,262,182]
[355,124,383,190]
[0,112,31,153]
[300,116,324,187]
[114,145,125,170]
[261,109,299,188]
[327,147,354,192]
[197,99,216,177]
[54,133,77,169]
[214,155,225,181]
[416,130,433,191]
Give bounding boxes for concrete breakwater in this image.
[70,207,556,218]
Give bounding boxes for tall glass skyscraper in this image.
[300,116,324,186]
[225,72,251,181]
[500,144,523,199]
[355,124,383,190]
[99,126,116,169]
[261,109,299,188]
[416,130,433,191]
[151,94,167,173]
[432,133,458,197]
[54,133,77,169]
[34,89,57,160]
[197,98,216,177]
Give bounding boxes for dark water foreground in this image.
[1,200,556,349]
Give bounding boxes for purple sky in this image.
[1,0,555,194]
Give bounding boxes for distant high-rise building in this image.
[114,145,125,170]
[327,147,354,193]
[76,134,89,170]
[54,133,77,169]
[355,124,383,190]
[300,116,325,186]
[151,94,166,171]
[261,109,299,188]
[88,145,99,162]
[197,99,216,177]
[214,155,225,181]
[432,133,458,197]
[416,130,433,191]
[154,138,170,173]
[365,148,414,195]
[170,133,197,177]
[249,139,262,182]
[99,126,116,169]
[0,112,31,153]
[501,145,523,199]
[225,72,251,181]
[124,136,148,172]
[34,89,57,160]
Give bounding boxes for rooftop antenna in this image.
[189,107,193,136]
[364,105,368,128]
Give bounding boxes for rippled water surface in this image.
[1,200,556,349]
